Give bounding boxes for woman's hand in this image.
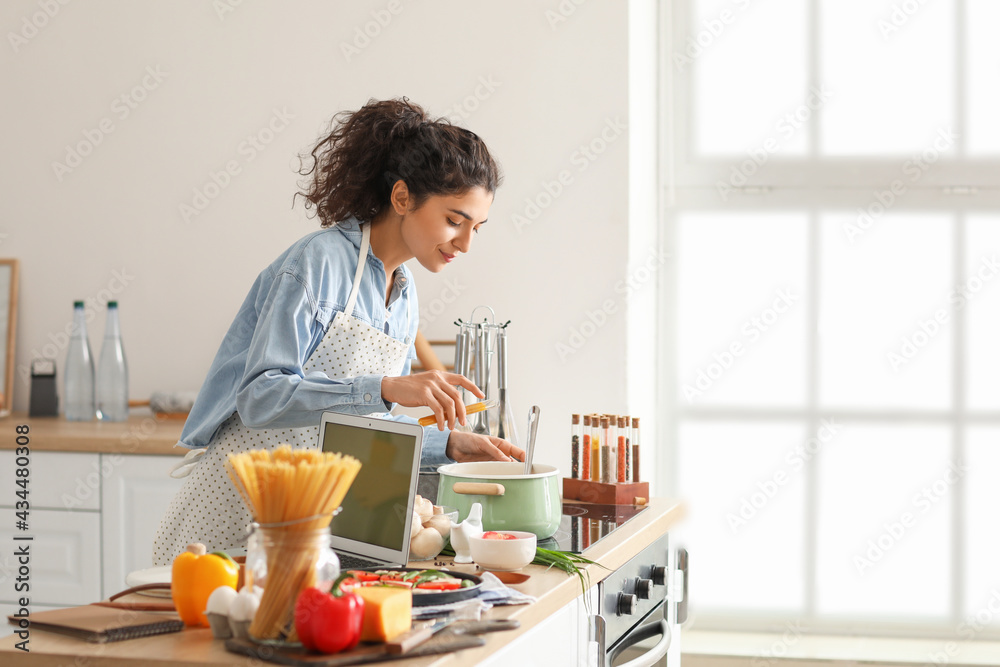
[446,430,526,464]
[381,371,483,430]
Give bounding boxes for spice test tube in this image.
[571,414,581,479]
[631,416,641,483]
[590,414,601,481]
[581,415,591,480]
[618,415,632,482]
[617,416,627,483]
[600,417,611,484]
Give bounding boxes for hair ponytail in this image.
[297,98,502,227]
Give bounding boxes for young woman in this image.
[153,98,522,565]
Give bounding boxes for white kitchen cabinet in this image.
[0,449,183,607]
[0,508,102,606]
[100,455,184,597]
[4,451,101,511]
[478,587,599,667]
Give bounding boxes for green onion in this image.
[438,545,606,597]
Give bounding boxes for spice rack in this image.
[564,413,647,506]
[562,477,649,505]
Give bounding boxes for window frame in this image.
[658,0,1000,639]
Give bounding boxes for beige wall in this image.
[2,0,662,482]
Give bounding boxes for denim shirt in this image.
[177,218,452,470]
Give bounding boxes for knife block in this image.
[562,478,649,506]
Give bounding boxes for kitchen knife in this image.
[384,617,452,654]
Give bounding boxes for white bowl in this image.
[468,530,537,571]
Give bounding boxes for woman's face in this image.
[400,186,494,273]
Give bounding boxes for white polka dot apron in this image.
[152,223,410,566]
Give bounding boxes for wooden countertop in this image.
[0,412,186,456]
[0,498,685,667]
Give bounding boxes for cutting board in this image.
[224,632,485,666]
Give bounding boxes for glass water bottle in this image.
[64,301,95,421]
[96,301,128,421]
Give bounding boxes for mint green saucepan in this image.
[436,461,562,539]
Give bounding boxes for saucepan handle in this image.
[452,482,505,496]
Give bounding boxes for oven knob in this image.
[616,592,637,616]
[651,565,667,586]
[636,578,653,599]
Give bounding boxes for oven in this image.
[591,534,687,667]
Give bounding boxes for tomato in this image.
[416,581,462,591]
[482,531,517,540]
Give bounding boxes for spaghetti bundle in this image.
[226,445,361,641]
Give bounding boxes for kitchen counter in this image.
[0,498,684,666]
[0,412,185,455]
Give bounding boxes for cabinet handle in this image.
[590,614,607,667]
[676,548,689,625]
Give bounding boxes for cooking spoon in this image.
[523,405,540,474]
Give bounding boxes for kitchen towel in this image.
[412,573,536,620]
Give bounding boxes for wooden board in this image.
[224,632,485,666]
[562,477,650,505]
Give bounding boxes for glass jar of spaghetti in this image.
[244,521,340,644]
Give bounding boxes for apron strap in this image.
[344,223,371,319]
[169,448,207,478]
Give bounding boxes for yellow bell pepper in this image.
[171,543,239,627]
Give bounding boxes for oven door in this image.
[608,607,673,667]
[607,618,673,667]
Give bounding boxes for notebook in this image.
[8,605,183,643]
[318,412,423,569]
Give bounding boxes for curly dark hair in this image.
[297,98,502,227]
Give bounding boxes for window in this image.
[662,0,1000,637]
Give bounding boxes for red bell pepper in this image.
[294,573,365,654]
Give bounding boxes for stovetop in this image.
[538,501,650,554]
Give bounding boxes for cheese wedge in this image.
[354,586,412,642]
